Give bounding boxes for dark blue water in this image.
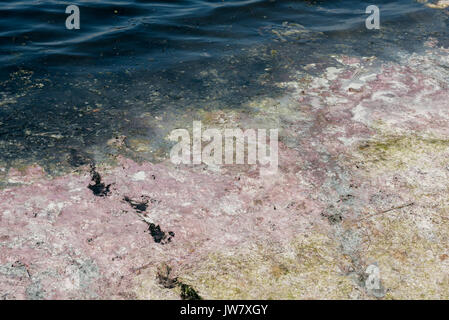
[0,0,448,171]
[0,0,443,73]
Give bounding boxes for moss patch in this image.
[356,135,449,171]
[177,232,355,299]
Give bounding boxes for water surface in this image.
[0,0,447,171]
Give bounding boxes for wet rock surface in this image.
[1,37,449,299]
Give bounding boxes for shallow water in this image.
[0,0,448,171]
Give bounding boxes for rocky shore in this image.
[1,36,449,299]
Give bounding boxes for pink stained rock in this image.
[1,39,449,299]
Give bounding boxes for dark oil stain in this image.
[179,283,202,300]
[88,165,111,197]
[148,222,174,245]
[123,196,148,213]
